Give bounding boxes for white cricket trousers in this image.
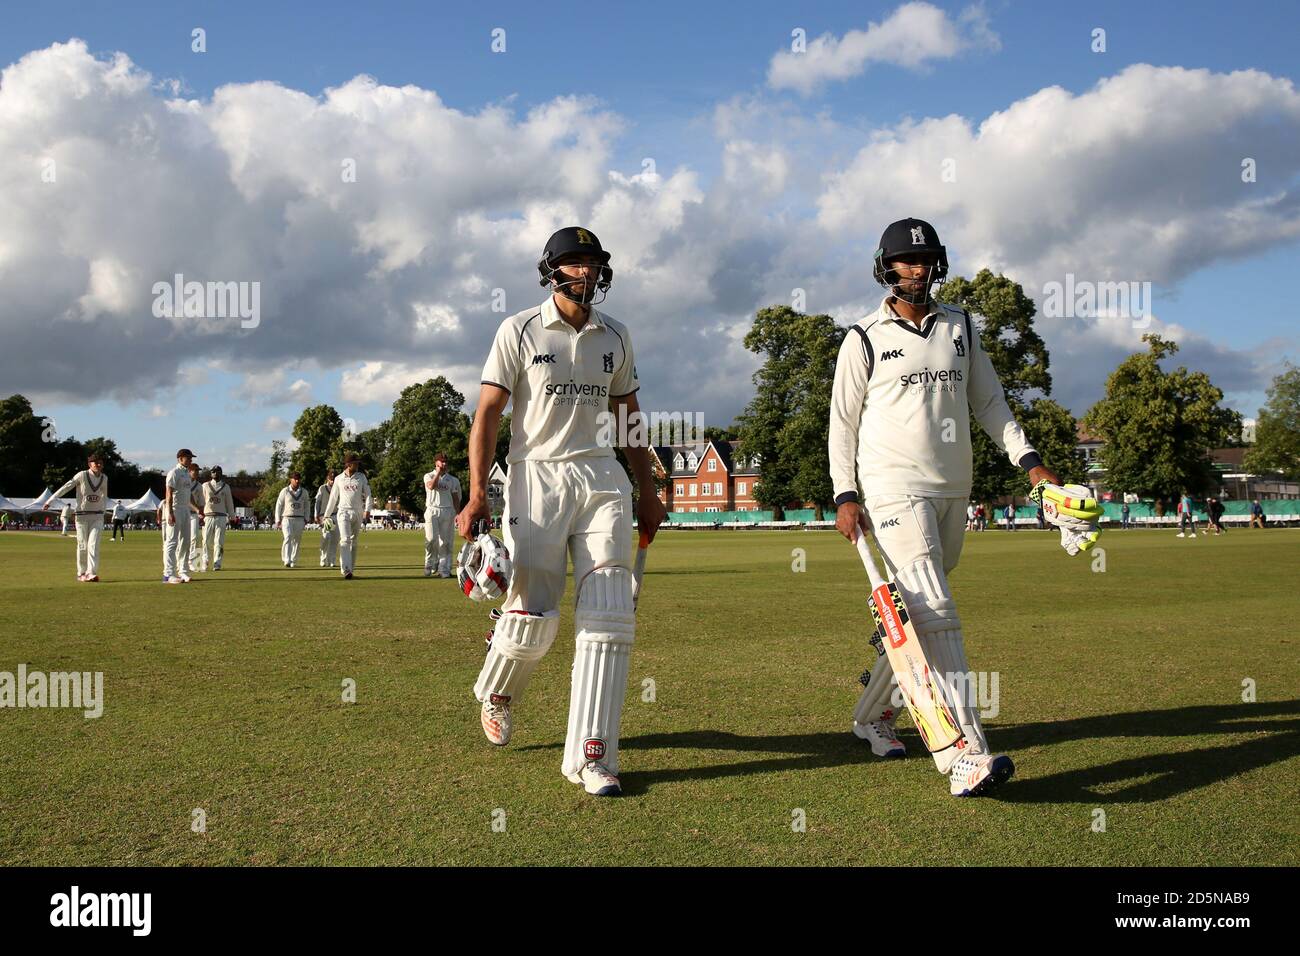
[203,515,228,569]
[502,458,633,612]
[75,513,104,577]
[319,520,339,567]
[281,517,306,565]
[336,511,363,575]
[163,514,192,578]
[424,506,455,574]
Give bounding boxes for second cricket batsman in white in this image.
[456,225,666,797]
[829,217,1102,798]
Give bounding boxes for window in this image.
[738,481,747,495]
[676,507,685,513]
[687,453,698,469]
[707,458,717,472]
[689,483,697,496]
[706,507,719,513]
[673,454,684,470]
[751,453,762,466]
[715,483,724,496]
[690,507,698,513]
[734,454,745,469]
[675,483,683,496]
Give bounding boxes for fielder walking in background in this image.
[1177,490,1198,538]
[829,217,1097,797]
[322,453,372,579]
[59,500,73,536]
[456,225,666,797]
[46,452,109,582]
[110,498,127,540]
[423,452,461,578]
[162,448,199,584]
[201,465,235,570]
[275,471,312,568]
[315,470,339,568]
[187,462,204,570]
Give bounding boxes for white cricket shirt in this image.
[480,296,639,465]
[829,297,1038,500]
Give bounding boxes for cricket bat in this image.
[854,534,964,753]
[631,530,649,608]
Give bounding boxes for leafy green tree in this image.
[289,405,346,487]
[0,394,51,494]
[252,440,288,517]
[938,270,1085,501]
[41,438,87,490]
[736,305,845,519]
[1083,334,1241,502]
[374,378,469,512]
[1244,363,1300,480]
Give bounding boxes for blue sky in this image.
[2,1,1296,474]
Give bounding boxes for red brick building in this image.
[650,440,764,513]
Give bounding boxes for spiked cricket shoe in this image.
[566,761,622,797]
[950,752,1015,797]
[481,696,512,746]
[853,719,907,758]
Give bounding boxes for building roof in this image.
[1076,421,1103,444]
[652,439,761,477]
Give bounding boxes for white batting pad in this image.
[563,567,636,777]
[891,558,989,771]
[473,609,560,705]
[853,646,899,726]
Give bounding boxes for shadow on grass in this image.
[517,700,1300,801]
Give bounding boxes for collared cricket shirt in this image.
[829,297,1037,500]
[481,296,639,465]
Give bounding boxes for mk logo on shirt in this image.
[603,352,614,373]
[881,348,905,361]
[532,353,556,365]
[878,517,900,528]
[953,335,966,357]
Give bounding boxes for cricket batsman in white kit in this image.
[162,448,200,584]
[200,465,235,571]
[46,452,108,582]
[322,453,372,579]
[275,471,312,568]
[456,226,666,797]
[315,470,339,568]
[830,218,1101,797]
[423,453,461,578]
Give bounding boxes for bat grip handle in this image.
[854,533,886,590]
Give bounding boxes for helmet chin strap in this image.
[551,274,607,306]
[887,265,943,306]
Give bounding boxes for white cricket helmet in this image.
[457,526,512,602]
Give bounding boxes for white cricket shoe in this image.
[566,761,622,797]
[76,574,87,582]
[949,752,1015,797]
[165,576,183,585]
[1176,533,1185,538]
[179,573,192,583]
[480,695,512,746]
[852,720,907,758]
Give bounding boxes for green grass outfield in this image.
[1,525,1297,866]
